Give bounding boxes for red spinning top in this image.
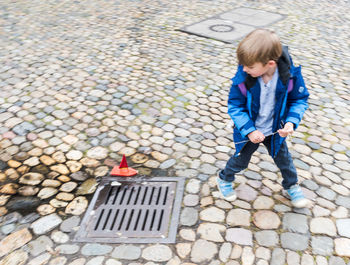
[110,155,138,177]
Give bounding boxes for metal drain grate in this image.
[74,177,184,243]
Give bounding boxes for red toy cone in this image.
[110,155,138,177]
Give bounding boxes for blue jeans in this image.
[219,136,298,190]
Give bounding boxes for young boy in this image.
[217,29,309,208]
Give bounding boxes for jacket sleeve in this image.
[227,82,256,138]
[285,66,309,129]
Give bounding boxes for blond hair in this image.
[237,29,282,66]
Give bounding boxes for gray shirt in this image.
[255,68,279,136]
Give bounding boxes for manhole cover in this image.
[74,176,184,243]
[209,24,235,32]
[180,7,285,43]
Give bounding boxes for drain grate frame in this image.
[74,176,185,244]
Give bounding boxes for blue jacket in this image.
[228,47,309,157]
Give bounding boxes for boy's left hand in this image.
[278,122,294,138]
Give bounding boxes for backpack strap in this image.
[237,83,247,97]
[238,79,293,97]
[287,79,293,93]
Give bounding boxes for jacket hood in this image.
[232,45,292,87]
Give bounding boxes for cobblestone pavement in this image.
[1,0,350,264]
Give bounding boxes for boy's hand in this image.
[278,122,294,137]
[248,130,265,143]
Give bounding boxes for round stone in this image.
[37,204,56,215]
[111,245,142,260]
[59,182,78,192]
[37,187,58,199]
[65,196,88,215]
[225,228,252,246]
[190,239,218,263]
[87,146,108,159]
[197,223,226,242]
[253,196,274,209]
[311,236,334,255]
[200,207,225,222]
[0,183,18,195]
[336,219,350,238]
[19,172,44,185]
[281,232,309,251]
[142,245,173,262]
[81,244,113,256]
[253,210,281,229]
[335,238,350,257]
[76,178,98,195]
[310,217,337,236]
[42,179,61,187]
[51,231,69,244]
[255,230,279,247]
[180,207,198,226]
[56,192,74,201]
[226,209,251,227]
[50,199,68,208]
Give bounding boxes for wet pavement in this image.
[0,0,350,264]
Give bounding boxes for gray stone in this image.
[160,159,176,169]
[301,179,319,190]
[1,224,15,235]
[180,207,198,226]
[0,249,28,265]
[282,213,308,234]
[270,248,285,265]
[199,163,217,174]
[60,216,80,232]
[286,251,300,265]
[226,228,252,246]
[311,236,334,255]
[27,235,53,256]
[226,209,250,227]
[310,217,337,236]
[81,244,113,256]
[56,244,80,254]
[27,253,51,265]
[316,186,336,200]
[219,242,232,263]
[274,204,291,212]
[336,196,350,209]
[336,219,350,238]
[86,256,105,265]
[244,171,262,180]
[186,179,201,194]
[197,223,225,242]
[335,238,350,256]
[49,256,67,265]
[313,205,331,217]
[236,184,258,201]
[30,214,62,235]
[141,245,172,262]
[255,230,279,247]
[190,239,218,263]
[253,195,274,209]
[329,256,346,265]
[281,232,309,251]
[183,194,199,206]
[111,245,142,260]
[200,207,225,222]
[301,253,314,265]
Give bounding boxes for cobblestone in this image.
[0,0,349,264]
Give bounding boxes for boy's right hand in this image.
[248,130,265,143]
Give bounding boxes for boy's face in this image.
[243,61,275,78]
